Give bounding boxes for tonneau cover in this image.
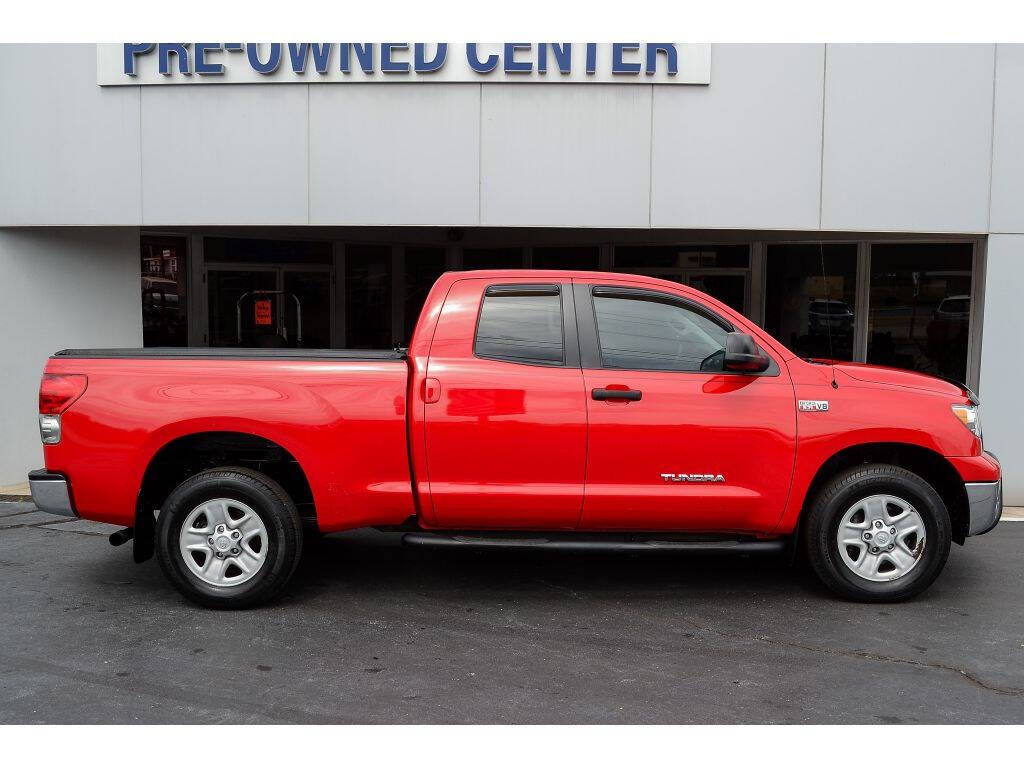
[52,347,407,361]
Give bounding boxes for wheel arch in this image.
[800,442,970,545]
[133,431,316,562]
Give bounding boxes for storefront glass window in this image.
[346,245,393,349]
[614,245,749,270]
[462,247,525,270]
[532,246,600,270]
[764,244,858,361]
[284,270,332,349]
[404,247,447,343]
[867,243,973,383]
[141,236,188,347]
[205,237,331,265]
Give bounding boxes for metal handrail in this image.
[236,290,303,347]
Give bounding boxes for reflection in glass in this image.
[141,236,188,347]
[867,244,973,383]
[765,244,857,361]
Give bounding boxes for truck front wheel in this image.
[155,467,304,609]
[802,463,952,602]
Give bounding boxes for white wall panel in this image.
[0,45,141,225]
[141,85,308,225]
[978,235,1024,504]
[0,228,141,485]
[309,84,479,225]
[989,45,1024,234]
[651,44,825,230]
[480,84,651,227]
[821,44,995,233]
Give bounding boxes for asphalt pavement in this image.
[1,500,1022,724]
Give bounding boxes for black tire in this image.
[156,467,303,609]
[801,463,951,602]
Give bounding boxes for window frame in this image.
[472,283,578,368]
[576,284,779,377]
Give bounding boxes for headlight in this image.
[951,404,981,438]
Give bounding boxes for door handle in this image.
[592,387,642,402]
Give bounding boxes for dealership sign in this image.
[96,43,711,85]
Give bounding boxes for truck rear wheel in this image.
[155,467,303,609]
[802,463,951,602]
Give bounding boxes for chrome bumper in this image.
[28,469,77,518]
[965,478,1002,537]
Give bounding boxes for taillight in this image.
[39,374,88,415]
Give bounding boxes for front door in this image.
[574,281,796,534]
[422,279,587,529]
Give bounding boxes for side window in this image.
[474,285,564,365]
[593,293,730,372]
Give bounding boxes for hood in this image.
[830,361,970,399]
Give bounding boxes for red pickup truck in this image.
[29,270,1001,608]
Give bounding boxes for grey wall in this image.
[0,43,1011,232]
[978,236,1024,503]
[0,229,141,485]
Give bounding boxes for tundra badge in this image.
[661,473,726,483]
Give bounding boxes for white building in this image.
[1,43,1021,503]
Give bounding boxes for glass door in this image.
[208,265,333,348]
[207,268,278,347]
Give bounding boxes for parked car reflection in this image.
[807,298,855,338]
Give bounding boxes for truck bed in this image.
[43,349,415,531]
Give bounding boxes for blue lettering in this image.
[123,43,154,76]
[586,43,596,74]
[339,44,373,73]
[353,44,374,73]
[287,43,331,74]
[645,43,678,75]
[158,43,190,75]
[309,43,332,73]
[549,43,571,74]
[381,42,410,73]
[466,43,498,73]
[194,43,224,75]
[612,43,641,74]
[414,43,447,73]
[247,43,282,74]
[503,43,531,74]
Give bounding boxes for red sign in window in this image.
[254,300,272,326]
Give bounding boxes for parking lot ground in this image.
[1,501,1022,724]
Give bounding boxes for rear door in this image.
[422,279,587,529]
[574,281,796,533]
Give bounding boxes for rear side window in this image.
[593,293,730,371]
[474,285,564,365]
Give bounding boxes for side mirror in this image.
[723,332,770,373]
